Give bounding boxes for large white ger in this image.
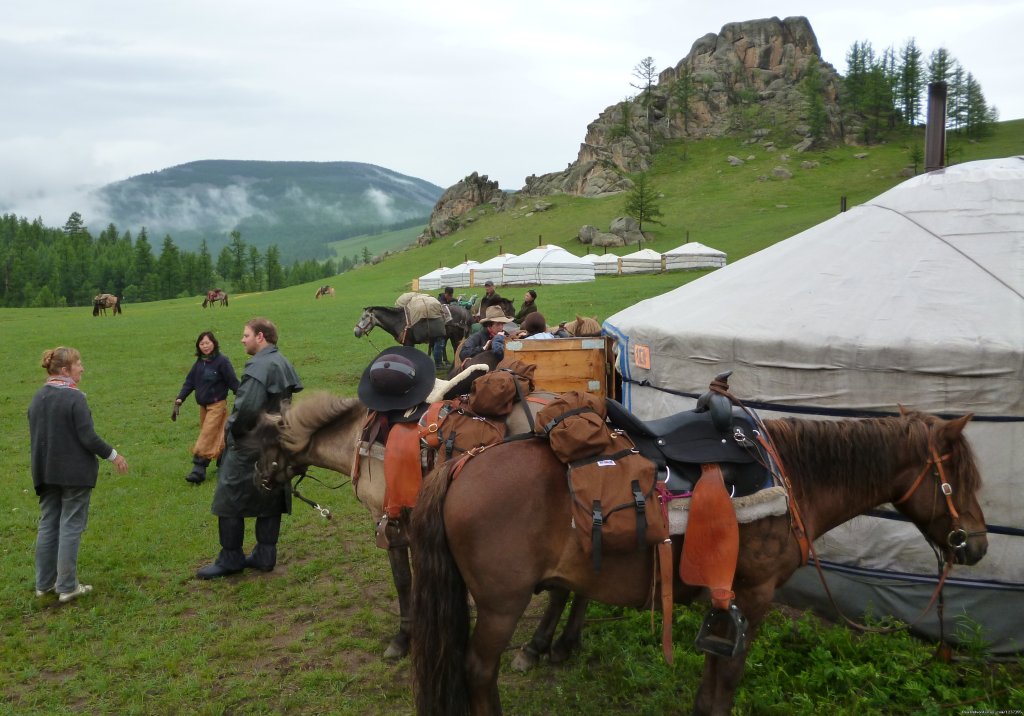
[604,157,1024,654]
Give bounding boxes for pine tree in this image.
[898,39,924,125]
[623,173,664,233]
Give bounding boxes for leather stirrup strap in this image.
[383,422,423,519]
[659,539,674,664]
[679,463,739,610]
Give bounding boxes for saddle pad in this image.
[668,486,788,535]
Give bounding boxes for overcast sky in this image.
[3,0,1021,227]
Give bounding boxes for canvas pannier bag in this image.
[567,446,668,571]
[535,390,613,463]
[467,360,537,417]
[419,400,507,462]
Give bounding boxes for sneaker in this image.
[35,586,55,598]
[58,584,93,603]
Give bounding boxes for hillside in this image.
[93,160,443,261]
[362,120,1024,287]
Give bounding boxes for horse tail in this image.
[410,460,470,716]
[223,293,228,306]
[115,297,122,314]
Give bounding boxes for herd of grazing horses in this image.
[250,286,989,716]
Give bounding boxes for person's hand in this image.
[112,454,129,474]
[171,399,181,422]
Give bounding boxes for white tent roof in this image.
[470,253,516,286]
[502,245,595,285]
[664,241,727,270]
[585,253,621,275]
[416,266,449,291]
[664,241,727,257]
[439,261,480,289]
[604,156,1024,653]
[618,248,663,274]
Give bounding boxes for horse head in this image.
[894,412,987,566]
[353,308,377,338]
[242,412,303,493]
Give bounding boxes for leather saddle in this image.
[605,392,774,497]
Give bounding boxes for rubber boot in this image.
[245,515,281,572]
[196,517,246,579]
[185,456,210,484]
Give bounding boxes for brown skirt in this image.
[192,400,228,460]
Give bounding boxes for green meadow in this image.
[2,128,1022,714]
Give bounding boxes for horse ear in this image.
[897,404,909,416]
[575,314,583,322]
[939,413,973,441]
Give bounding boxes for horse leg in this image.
[383,543,413,660]
[692,584,773,716]
[510,588,571,672]
[550,592,590,664]
[466,598,533,715]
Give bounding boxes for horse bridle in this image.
[893,430,983,554]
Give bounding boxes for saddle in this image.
[605,372,773,658]
[604,399,775,497]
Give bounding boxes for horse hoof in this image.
[510,648,539,673]
[383,639,409,661]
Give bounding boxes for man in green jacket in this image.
[197,317,303,579]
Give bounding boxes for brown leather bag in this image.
[466,370,519,417]
[535,391,613,463]
[435,406,507,462]
[567,447,668,571]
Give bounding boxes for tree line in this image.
[0,212,369,308]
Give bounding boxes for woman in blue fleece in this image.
[174,331,239,484]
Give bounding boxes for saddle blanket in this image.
[667,486,788,536]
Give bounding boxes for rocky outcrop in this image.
[418,172,508,244]
[523,16,843,197]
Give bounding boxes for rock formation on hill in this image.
[523,16,843,197]
[421,16,844,239]
[418,171,514,244]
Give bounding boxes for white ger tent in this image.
[618,248,664,274]
[416,266,449,292]
[663,241,727,271]
[584,253,621,276]
[470,253,516,287]
[502,245,595,285]
[603,157,1024,654]
[439,261,480,289]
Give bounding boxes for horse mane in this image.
[765,412,980,497]
[277,392,365,453]
[564,316,601,337]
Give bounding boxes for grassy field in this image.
[2,126,1022,715]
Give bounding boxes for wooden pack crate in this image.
[504,336,615,399]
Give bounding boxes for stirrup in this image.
[695,604,748,658]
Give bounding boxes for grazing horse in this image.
[315,285,335,299]
[354,304,471,360]
[243,386,561,660]
[92,294,122,316]
[410,410,987,716]
[203,289,229,308]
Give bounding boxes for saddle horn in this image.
[695,371,734,432]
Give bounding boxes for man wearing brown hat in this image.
[459,305,514,366]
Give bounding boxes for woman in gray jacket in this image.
[29,346,128,603]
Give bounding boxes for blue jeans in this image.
[35,486,92,594]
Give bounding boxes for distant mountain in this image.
[92,160,444,261]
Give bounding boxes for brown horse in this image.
[92,293,122,316]
[203,289,228,308]
[409,411,987,715]
[315,285,335,299]
[243,385,559,660]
